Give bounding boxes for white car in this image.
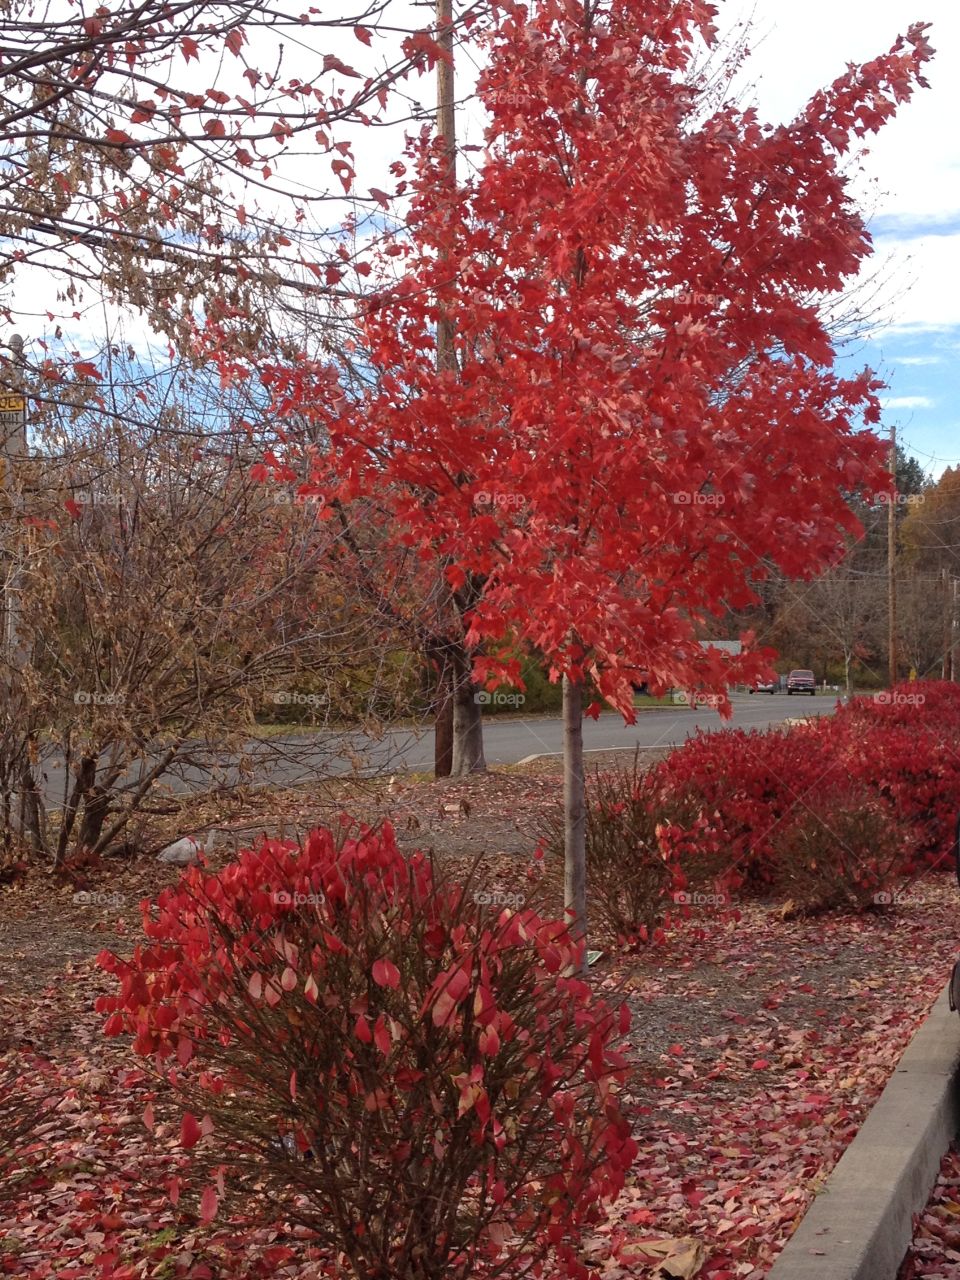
[749,680,777,694]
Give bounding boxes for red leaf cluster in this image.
[209,0,934,719]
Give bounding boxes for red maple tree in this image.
[216,0,933,948]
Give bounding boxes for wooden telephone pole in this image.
[1,333,27,671]
[433,0,457,776]
[887,421,897,686]
[1,333,42,852]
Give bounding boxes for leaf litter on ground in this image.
[1,762,958,1278]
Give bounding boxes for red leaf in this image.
[204,118,227,139]
[354,1014,373,1043]
[323,54,361,78]
[180,1112,202,1149]
[373,1015,391,1055]
[130,101,157,124]
[478,1024,500,1056]
[331,158,354,194]
[225,28,245,56]
[372,957,400,989]
[200,1184,219,1222]
[354,25,372,45]
[181,36,199,62]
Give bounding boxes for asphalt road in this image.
[36,692,840,807]
[472,691,837,766]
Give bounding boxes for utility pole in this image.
[887,421,897,687]
[0,333,41,853]
[0,333,27,670]
[432,0,457,777]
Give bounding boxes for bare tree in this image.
[0,353,419,865]
[0,0,479,347]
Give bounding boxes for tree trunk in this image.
[17,760,43,857]
[843,652,852,696]
[434,660,454,778]
[56,754,96,868]
[450,642,486,776]
[562,674,587,969]
[945,569,957,682]
[76,785,111,852]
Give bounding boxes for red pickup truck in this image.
[786,669,816,695]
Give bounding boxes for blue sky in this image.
[36,0,958,484]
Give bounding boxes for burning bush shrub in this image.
[829,683,960,868]
[770,786,915,916]
[97,822,636,1280]
[650,723,846,890]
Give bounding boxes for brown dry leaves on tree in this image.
[0,353,422,867]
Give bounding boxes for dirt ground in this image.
[2,758,958,1279]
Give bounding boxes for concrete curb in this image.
[766,983,960,1280]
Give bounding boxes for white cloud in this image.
[880,396,935,409]
[723,2,960,224]
[719,2,960,338]
[896,356,944,365]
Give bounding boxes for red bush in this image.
[649,682,960,892]
[829,683,960,867]
[541,754,726,942]
[770,784,915,916]
[97,822,636,1280]
[649,722,846,890]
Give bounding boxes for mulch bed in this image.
[1,761,957,1278]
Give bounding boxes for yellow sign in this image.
[909,667,918,682]
[0,393,24,413]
